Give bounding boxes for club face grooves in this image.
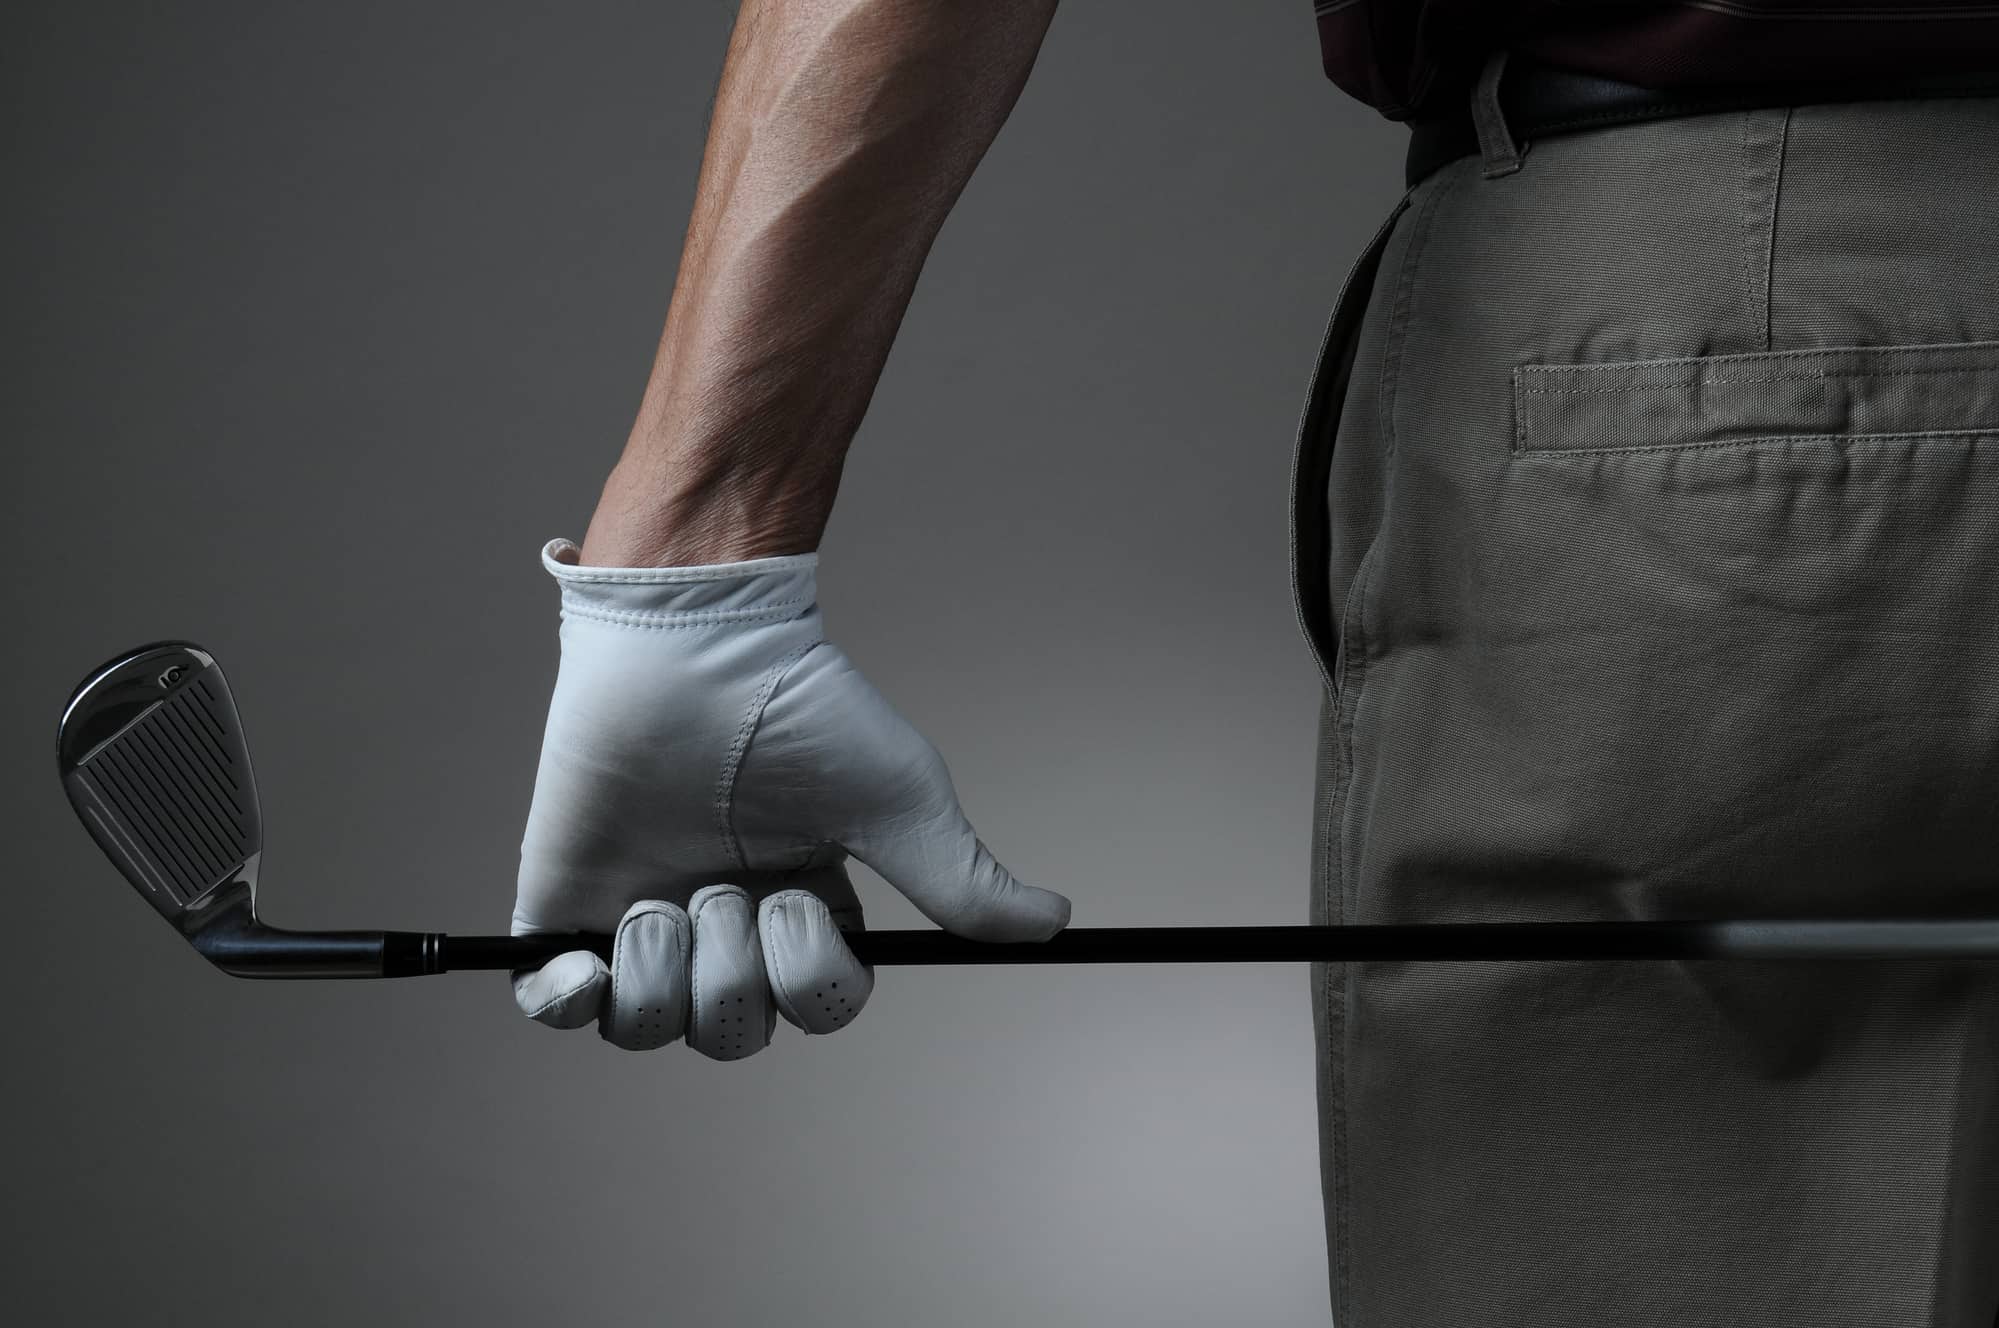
[57,642,262,934]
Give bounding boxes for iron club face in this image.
[56,642,427,977]
[59,641,265,947]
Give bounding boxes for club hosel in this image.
[189,902,442,978]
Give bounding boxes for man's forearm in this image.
[580,0,1059,567]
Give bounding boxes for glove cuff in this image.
[540,538,819,626]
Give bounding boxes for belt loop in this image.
[1471,49,1525,178]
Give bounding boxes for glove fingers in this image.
[511,948,610,1029]
[758,890,873,1035]
[768,861,865,927]
[855,807,1071,942]
[602,900,693,1051]
[686,885,775,1061]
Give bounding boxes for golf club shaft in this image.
[415,919,1999,974]
[62,650,1999,978]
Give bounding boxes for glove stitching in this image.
[608,906,687,1049]
[609,917,631,1038]
[688,911,705,1051]
[544,543,818,584]
[715,640,825,871]
[687,901,705,1045]
[692,886,763,1060]
[763,894,799,1028]
[687,885,745,1051]
[557,598,813,629]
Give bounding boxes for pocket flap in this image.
[1512,340,1999,456]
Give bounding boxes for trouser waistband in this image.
[1405,54,1999,187]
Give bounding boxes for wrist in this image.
[579,456,833,568]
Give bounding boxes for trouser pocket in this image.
[1288,193,1413,698]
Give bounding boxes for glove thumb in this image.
[852,803,1071,942]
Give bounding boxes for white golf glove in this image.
[511,538,1070,1058]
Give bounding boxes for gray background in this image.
[4,3,1402,1323]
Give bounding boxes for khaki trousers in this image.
[1293,90,1999,1327]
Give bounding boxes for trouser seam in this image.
[1328,524,1382,1328]
[1921,1033,1977,1325]
[1741,107,1793,353]
[1765,108,1792,351]
[1331,163,1465,1328]
[1378,167,1468,466]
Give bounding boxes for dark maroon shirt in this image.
[1315,0,1999,120]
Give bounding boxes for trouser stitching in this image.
[1331,163,1465,1326]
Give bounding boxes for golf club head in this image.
[58,642,263,943]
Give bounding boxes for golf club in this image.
[58,641,1999,978]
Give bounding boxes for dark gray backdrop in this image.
[4,3,1403,1323]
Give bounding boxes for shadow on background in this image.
[3,3,1403,1323]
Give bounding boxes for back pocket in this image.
[1512,340,1999,458]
